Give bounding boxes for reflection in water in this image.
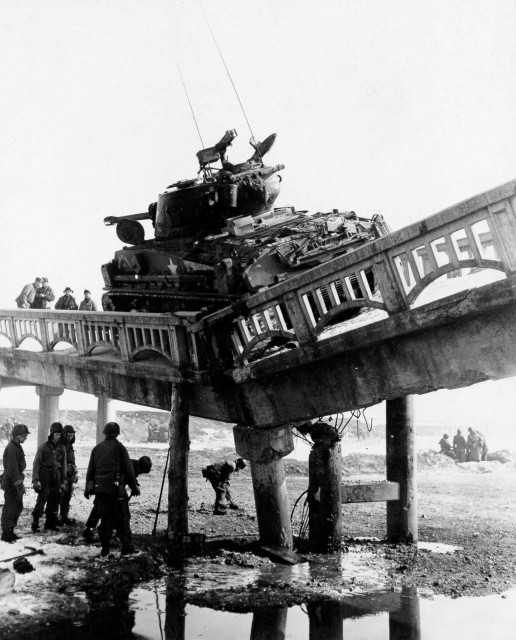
[129,582,516,640]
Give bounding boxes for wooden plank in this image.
[341,481,399,503]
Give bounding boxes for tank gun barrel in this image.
[104,212,151,226]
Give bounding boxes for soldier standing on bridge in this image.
[31,422,67,532]
[201,458,246,515]
[59,425,78,526]
[1,424,30,543]
[79,289,98,311]
[438,434,455,459]
[15,277,43,308]
[84,422,140,557]
[55,287,78,310]
[32,277,55,309]
[466,427,482,462]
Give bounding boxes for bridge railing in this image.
[0,310,200,369]
[191,179,516,367]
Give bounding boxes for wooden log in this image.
[168,383,190,534]
[341,481,399,503]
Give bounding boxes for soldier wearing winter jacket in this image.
[201,458,246,515]
[32,422,67,532]
[84,422,139,556]
[1,424,30,542]
[59,425,78,525]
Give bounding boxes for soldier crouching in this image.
[201,458,246,515]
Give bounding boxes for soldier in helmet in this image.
[1,424,30,542]
[84,422,140,556]
[83,455,152,542]
[438,433,454,459]
[201,457,246,515]
[15,277,43,308]
[59,425,79,525]
[31,422,67,532]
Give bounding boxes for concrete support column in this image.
[386,396,418,543]
[168,383,190,534]
[35,386,63,447]
[96,396,116,444]
[233,424,294,549]
[307,423,342,552]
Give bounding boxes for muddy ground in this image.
[1,442,516,636]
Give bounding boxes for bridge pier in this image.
[35,385,63,446]
[233,424,294,549]
[386,396,418,543]
[168,383,190,534]
[96,395,116,443]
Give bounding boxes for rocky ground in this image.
[1,426,516,636]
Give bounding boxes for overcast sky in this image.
[1,0,515,434]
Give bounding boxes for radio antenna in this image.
[177,63,205,148]
[199,1,259,152]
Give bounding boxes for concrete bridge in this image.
[1,178,516,550]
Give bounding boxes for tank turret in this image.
[101,130,390,314]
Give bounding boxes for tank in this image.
[101,130,391,314]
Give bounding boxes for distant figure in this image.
[79,289,98,311]
[201,458,246,515]
[82,456,152,542]
[59,425,78,525]
[1,424,30,543]
[477,430,488,461]
[438,434,455,459]
[466,427,482,462]
[32,422,67,532]
[1,417,15,440]
[15,278,43,308]
[453,429,467,463]
[55,287,78,310]
[32,277,55,309]
[84,422,139,556]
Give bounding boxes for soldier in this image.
[59,425,78,525]
[15,277,43,308]
[32,277,56,309]
[477,430,489,461]
[201,457,246,515]
[466,427,482,462]
[84,422,140,556]
[79,289,98,311]
[453,429,467,463]
[83,455,152,542]
[1,424,30,543]
[55,287,78,310]
[32,422,67,532]
[438,433,454,459]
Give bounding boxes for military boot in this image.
[1,529,15,543]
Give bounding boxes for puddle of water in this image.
[128,584,516,640]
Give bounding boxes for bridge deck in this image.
[1,179,516,425]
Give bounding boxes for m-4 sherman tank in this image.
[102,130,390,313]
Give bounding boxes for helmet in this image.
[235,458,246,470]
[443,434,449,439]
[12,424,30,438]
[63,425,75,434]
[49,422,64,435]
[137,456,152,473]
[103,421,120,436]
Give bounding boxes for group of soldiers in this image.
[1,420,151,557]
[439,427,488,462]
[15,277,98,311]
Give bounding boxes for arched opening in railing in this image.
[0,333,13,348]
[51,340,79,354]
[17,336,44,352]
[130,348,172,364]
